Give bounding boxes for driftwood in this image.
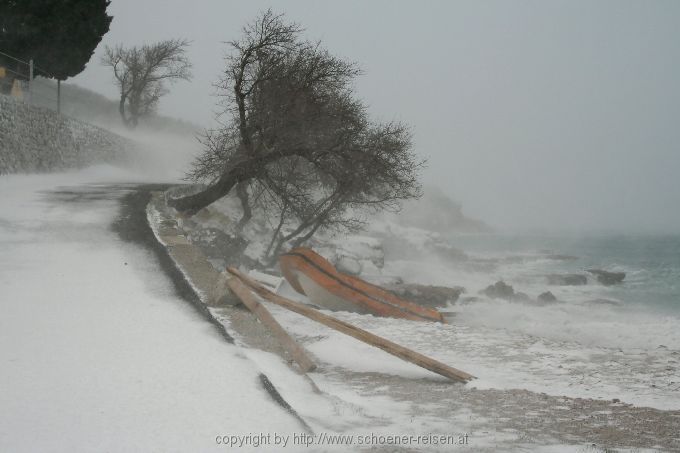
[227,267,475,383]
[227,276,316,373]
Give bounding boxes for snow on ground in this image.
[0,167,304,452]
[191,190,680,413]
[261,291,680,411]
[208,311,506,452]
[9,169,666,450]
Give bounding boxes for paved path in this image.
[0,172,302,452]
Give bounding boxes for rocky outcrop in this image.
[389,283,465,308]
[538,291,557,303]
[546,274,588,286]
[480,281,539,303]
[0,94,132,174]
[587,269,625,285]
[481,281,516,300]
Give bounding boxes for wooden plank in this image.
[227,267,475,383]
[208,271,239,306]
[226,276,317,373]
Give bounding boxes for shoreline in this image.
[147,188,680,452]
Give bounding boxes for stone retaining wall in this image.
[0,94,132,174]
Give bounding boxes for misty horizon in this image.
[68,0,680,234]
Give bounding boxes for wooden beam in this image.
[226,276,316,373]
[227,267,475,383]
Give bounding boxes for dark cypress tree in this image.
[0,0,112,83]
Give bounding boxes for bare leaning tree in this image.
[172,10,423,261]
[102,39,192,128]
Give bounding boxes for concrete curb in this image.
[144,190,313,433]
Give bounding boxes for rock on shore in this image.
[480,281,516,300]
[546,274,588,286]
[389,283,465,308]
[587,269,626,285]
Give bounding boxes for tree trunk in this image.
[267,220,311,264]
[169,170,241,215]
[169,154,264,214]
[235,181,252,231]
[291,219,323,248]
[169,151,295,215]
[267,215,324,266]
[264,204,288,259]
[118,95,129,127]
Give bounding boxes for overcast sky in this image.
[72,0,680,233]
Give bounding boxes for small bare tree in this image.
[174,10,423,260]
[102,39,192,128]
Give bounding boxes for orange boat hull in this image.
[279,248,445,323]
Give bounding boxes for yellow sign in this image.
[0,66,6,78]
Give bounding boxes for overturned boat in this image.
[279,248,445,323]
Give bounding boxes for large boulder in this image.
[587,269,625,285]
[481,281,515,300]
[389,283,465,308]
[546,274,587,286]
[538,291,557,303]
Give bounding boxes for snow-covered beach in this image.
[154,175,680,451]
